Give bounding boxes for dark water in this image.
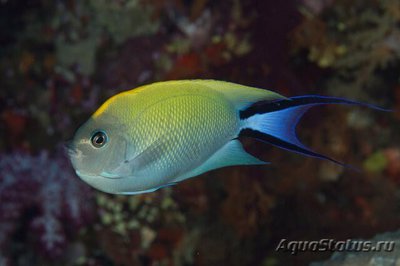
[0,0,399,265]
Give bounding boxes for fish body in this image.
[68,80,385,194]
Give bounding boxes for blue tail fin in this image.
[240,95,390,166]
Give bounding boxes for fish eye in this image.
[91,131,108,148]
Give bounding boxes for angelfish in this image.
[67,80,385,195]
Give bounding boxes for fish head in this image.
[68,113,129,187]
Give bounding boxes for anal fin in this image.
[174,139,267,182]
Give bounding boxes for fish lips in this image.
[65,140,77,157]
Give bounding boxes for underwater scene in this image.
[1,0,400,265]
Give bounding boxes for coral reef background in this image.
[0,0,399,265]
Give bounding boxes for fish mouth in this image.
[64,141,85,161]
[64,140,77,157]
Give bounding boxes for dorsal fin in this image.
[191,80,287,110]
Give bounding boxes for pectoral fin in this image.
[109,137,167,178]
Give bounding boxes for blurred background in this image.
[0,0,399,265]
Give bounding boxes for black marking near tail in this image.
[239,95,389,119]
[239,128,346,166]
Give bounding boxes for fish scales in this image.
[128,88,239,181]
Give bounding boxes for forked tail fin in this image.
[239,95,390,166]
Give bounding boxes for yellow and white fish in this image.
[67,80,385,195]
